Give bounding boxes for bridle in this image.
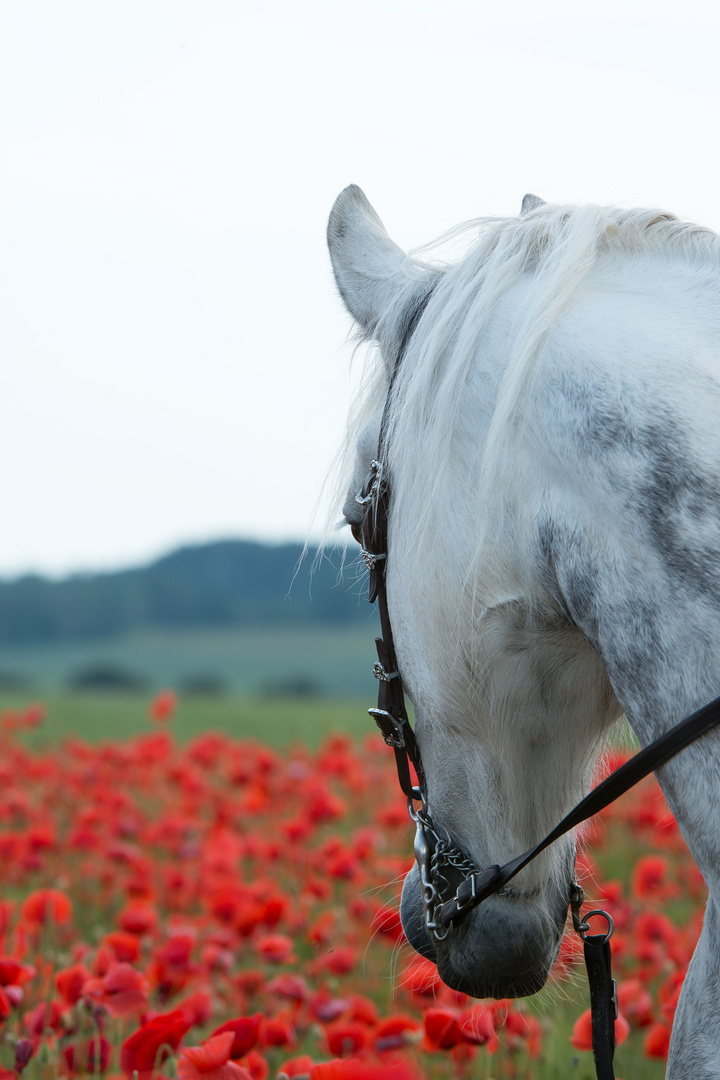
[353,366,720,1080]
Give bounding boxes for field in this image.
[0,626,378,699]
[0,692,371,751]
[0,692,693,1079]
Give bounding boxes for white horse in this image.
[327,185,720,1078]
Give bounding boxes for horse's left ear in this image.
[521,193,546,215]
[327,185,435,335]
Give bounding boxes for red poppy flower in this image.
[551,930,583,977]
[177,1033,252,1080]
[260,1014,296,1048]
[317,948,357,976]
[276,1055,314,1079]
[235,971,265,999]
[19,888,72,927]
[504,1011,543,1058]
[149,690,178,722]
[401,957,440,998]
[636,910,677,946]
[0,960,35,987]
[91,945,115,978]
[569,1009,594,1052]
[369,905,404,944]
[325,1021,371,1058]
[84,962,148,1018]
[373,1015,420,1053]
[237,1050,268,1080]
[458,1003,496,1047]
[632,855,670,899]
[304,784,345,823]
[117,901,158,936]
[55,963,90,1006]
[282,818,312,843]
[255,934,295,964]
[259,894,287,927]
[569,1008,630,1050]
[24,1000,63,1037]
[423,1008,461,1050]
[644,1022,672,1060]
[178,990,213,1028]
[310,1060,422,1080]
[346,997,379,1027]
[617,978,654,1028]
[120,1008,192,1078]
[266,975,309,1003]
[210,1016,262,1059]
[309,995,349,1024]
[103,931,141,963]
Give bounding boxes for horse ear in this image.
[521,193,546,215]
[327,185,427,332]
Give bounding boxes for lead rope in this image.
[355,456,720,1079]
[571,887,617,1080]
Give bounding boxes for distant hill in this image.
[0,540,371,644]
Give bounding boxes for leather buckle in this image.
[369,708,406,749]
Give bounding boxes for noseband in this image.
[356,448,720,1080]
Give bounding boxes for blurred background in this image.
[2,0,720,711]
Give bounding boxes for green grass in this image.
[0,691,376,749]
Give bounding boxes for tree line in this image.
[0,540,369,643]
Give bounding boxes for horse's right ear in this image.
[327,185,429,334]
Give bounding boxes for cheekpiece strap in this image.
[357,458,425,801]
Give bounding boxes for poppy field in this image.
[0,695,703,1080]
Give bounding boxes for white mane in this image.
[340,202,720,601]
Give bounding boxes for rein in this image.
[356,454,720,1080]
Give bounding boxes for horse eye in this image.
[350,522,363,545]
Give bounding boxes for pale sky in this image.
[2,0,720,576]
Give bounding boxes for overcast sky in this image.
[2,0,720,577]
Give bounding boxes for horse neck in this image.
[546,481,720,895]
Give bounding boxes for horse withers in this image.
[327,185,720,1078]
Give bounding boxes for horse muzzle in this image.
[400,862,568,998]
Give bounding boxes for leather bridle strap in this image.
[358,458,425,800]
[357,291,437,800]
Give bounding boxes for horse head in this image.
[327,186,622,999]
